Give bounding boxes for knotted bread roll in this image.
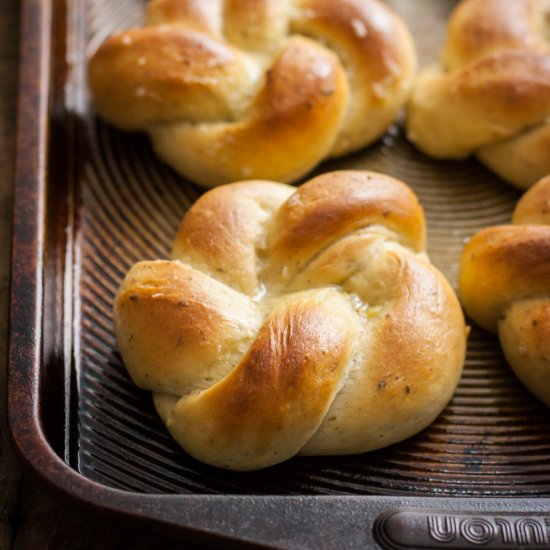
[406,0,550,189]
[88,0,416,187]
[114,171,467,470]
[460,175,550,406]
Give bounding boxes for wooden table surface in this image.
[0,2,195,548]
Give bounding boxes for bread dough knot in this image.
[88,0,416,187]
[460,175,550,406]
[114,171,467,470]
[407,0,550,189]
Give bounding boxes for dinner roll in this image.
[460,175,550,406]
[407,0,550,189]
[114,171,467,470]
[88,0,416,187]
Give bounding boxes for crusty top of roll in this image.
[442,0,550,70]
[114,170,467,470]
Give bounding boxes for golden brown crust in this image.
[146,0,222,34]
[460,225,550,332]
[499,298,550,406]
[163,290,356,470]
[88,0,416,187]
[115,171,467,470]
[513,174,550,224]
[300,244,466,455]
[148,36,350,186]
[292,0,417,155]
[265,171,426,285]
[298,0,411,88]
[87,28,252,129]
[459,175,550,406]
[222,0,290,53]
[114,261,261,395]
[172,180,293,295]
[442,0,550,69]
[407,0,550,188]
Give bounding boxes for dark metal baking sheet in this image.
[8,0,550,547]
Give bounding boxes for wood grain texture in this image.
[0,2,192,549]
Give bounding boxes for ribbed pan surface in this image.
[75,0,550,495]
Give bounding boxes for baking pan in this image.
[8,0,550,548]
